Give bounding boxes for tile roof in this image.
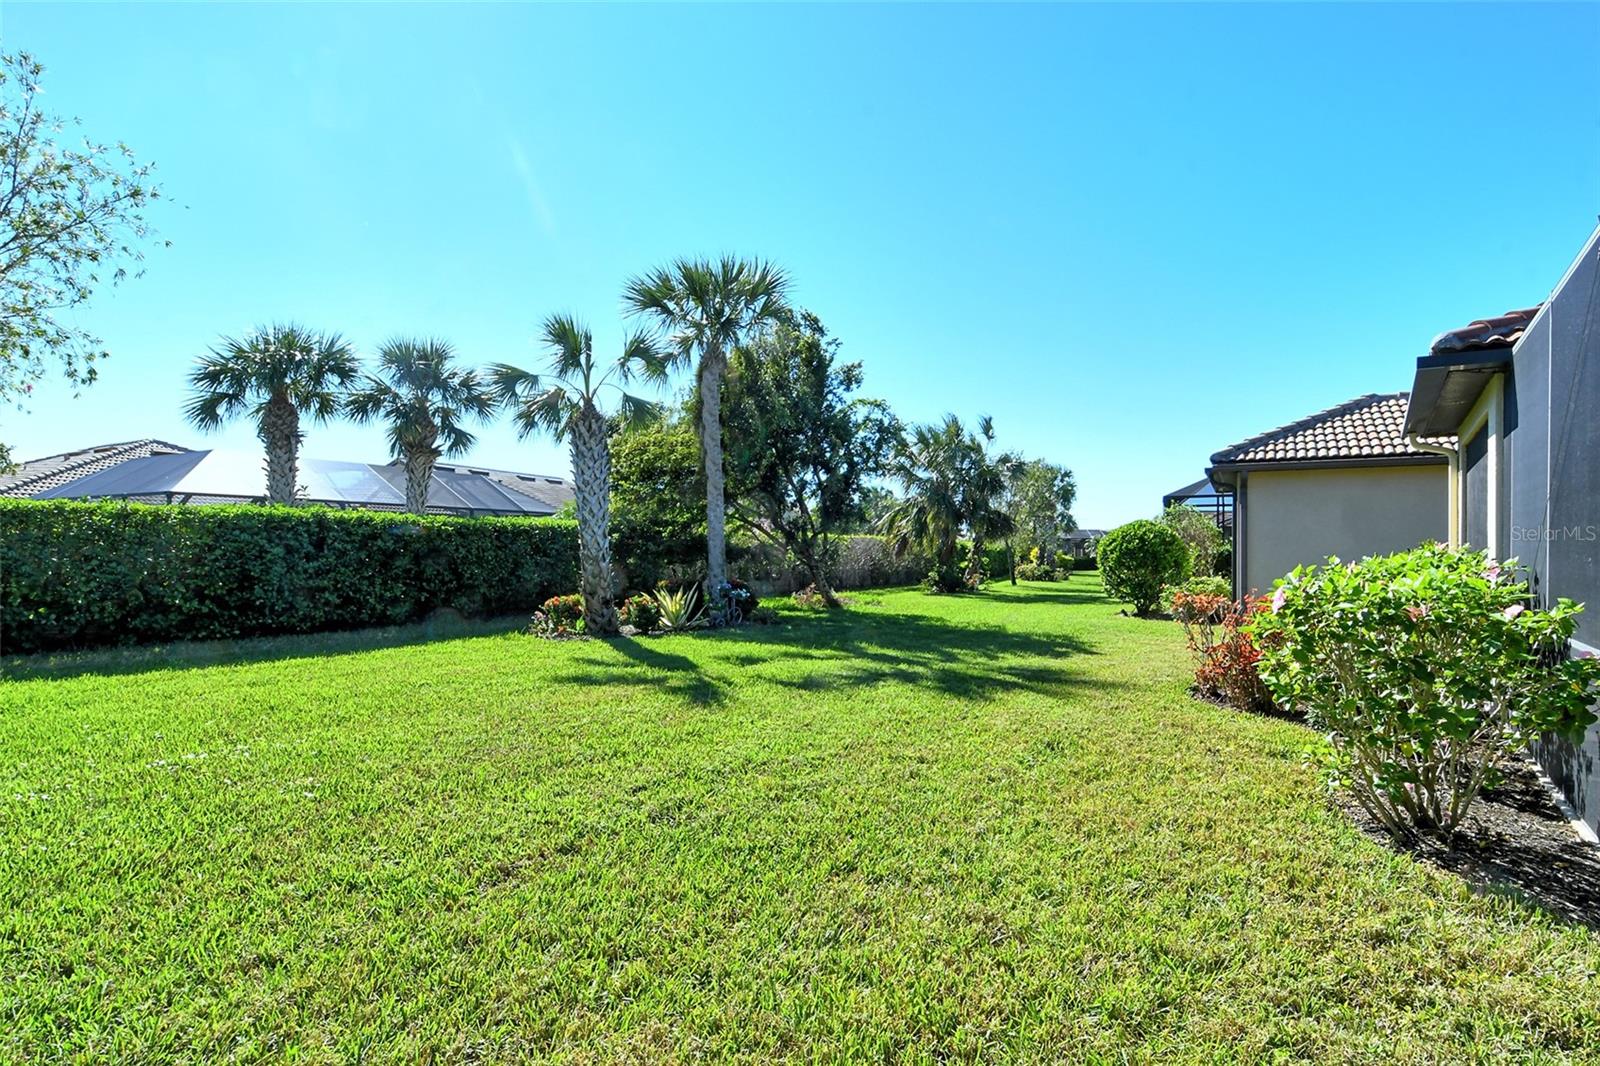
[1210,393,1452,466]
[1429,306,1542,355]
[0,439,192,498]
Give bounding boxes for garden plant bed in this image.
[5,576,1600,1061]
[1336,752,1600,928]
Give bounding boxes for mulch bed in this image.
[1335,752,1600,927]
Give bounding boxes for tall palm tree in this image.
[958,416,1017,586]
[490,315,663,635]
[623,256,790,590]
[879,415,969,572]
[345,338,494,514]
[184,324,358,505]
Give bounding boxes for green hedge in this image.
[0,500,579,653]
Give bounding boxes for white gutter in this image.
[1408,433,1459,547]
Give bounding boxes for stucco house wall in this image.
[1239,464,1448,595]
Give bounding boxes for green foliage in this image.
[1098,520,1190,616]
[651,583,704,631]
[922,562,970,594]
[1250,546,1600,836]
[1016,546,1067,582]
[1159,503,1225,579]
[529,593,585,638]
[722,310,898,599]
[0,52,164,408]
[0,500,578,653]
[610,423,705,588]
[1005,459,1078,560]
[1160,575,1231,615]
[619,592,662,633]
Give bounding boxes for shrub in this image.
[651,584,704,631]
[1016,546,1054,581]
[1097,520,1189,616]
[1174,594,1273,713]
[619,592,661,634]
[529,594,585,639]
[1159,502,1224,578]
[1161,575,1231,615]
[0,500,579,653]
[1054,552,1073,575]
[922,562,968,594]
[1250,546,1600,837]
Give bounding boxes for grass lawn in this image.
[4,576,1599,1062]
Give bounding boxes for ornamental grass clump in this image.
[1249,545,1600,838]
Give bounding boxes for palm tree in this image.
[490,316,663,635]
[880,414,1014,590]
[879,415,969,573]
[623,256,790,590]
[184,324,358,505]
[345,338,495,514]
[958,416,1017,587]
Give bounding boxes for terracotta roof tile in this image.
[1210,393,1452,466]
[1429,306,1542,355]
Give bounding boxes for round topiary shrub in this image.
[1098,519,1189,616]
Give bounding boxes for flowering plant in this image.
[1248,544,1600,836]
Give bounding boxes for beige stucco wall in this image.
[1240,464,1448,595]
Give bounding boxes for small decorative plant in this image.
[619,592,662,634]
[1249,545,1600,838]
[529,593,586,639]
[651,584,704,631]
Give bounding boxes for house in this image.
[1402,222,1600,839]
[1062,529,1105,560]
[1206,394,1451,596]
[2,439,575,517]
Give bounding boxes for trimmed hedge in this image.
[0,500,578,653]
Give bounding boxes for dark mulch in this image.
[1336,752,1600,927]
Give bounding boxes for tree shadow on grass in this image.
[553,606,1106,708]
[1,613,532,682]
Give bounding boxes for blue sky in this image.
[3,2,1597,528]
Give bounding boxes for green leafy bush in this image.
[619,592,661,633]
[1098,520,1189,616]
[1160,576,1231,615]
[1250,546,1600,837]
[529,594,585,638]
[922,562,969,594]
[0,500,579,653]
[1174,593,1273,714]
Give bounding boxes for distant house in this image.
[1206,394,1451,596]
[1062,529,1104,559]
[1403,222,1600,838]
[1,439,574,517]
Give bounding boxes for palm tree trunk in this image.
[698,349,729,591]
[259,395,300,506]
[965,534,986,586]
[572,406,620,635]
[404,448,436,515]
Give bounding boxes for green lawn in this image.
[4,577,1599,1063]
